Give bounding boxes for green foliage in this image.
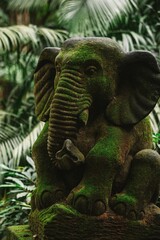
[0,120,44,167]
[0,25,68,54]
[0,49,44,167]
[150,102,160,153]
[153,133,160,144]
[0,0,159,54]
[58,0,136,36]
[8,0,49,10]
[0,8,9,27]
[0,156,36,238]
[1,0,154,53]
[153,132,160,153]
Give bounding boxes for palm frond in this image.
[58,0,137,36]
[0,8,9,26]
[8,0,60,10]
[37,28,68,46]
[0,122,44,168]
[120,33,135,51]
[0,93,41,168]
[8,0,48,10]
[108,19,157,52]
[110,32,146,52]
[0,25,68,53]
[12,122,44,166]
[0,25,37,53]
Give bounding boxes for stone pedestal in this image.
[6,225,33,240]
[27,203,160,240]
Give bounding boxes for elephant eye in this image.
[85,66,98,76]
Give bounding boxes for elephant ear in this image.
[106,51,160,126]
[34,47,60,122]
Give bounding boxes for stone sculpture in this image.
[31,37,160,222]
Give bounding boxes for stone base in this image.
[29,203,160,240]
[6,225,33,240]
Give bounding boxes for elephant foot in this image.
[143,203,160,224]
[67,184,107,216]
[109,193,145,220]
[32,183,66,210]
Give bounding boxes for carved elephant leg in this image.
[31,122,67,210]
[110,149,160,220]
[67,127,132,216]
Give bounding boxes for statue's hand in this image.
[54,139,85,170]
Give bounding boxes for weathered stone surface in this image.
[29,37,160,239]
[29,203,160,240]
[32,37,160,218]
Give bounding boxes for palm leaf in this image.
[12,122,44,166]
[8,0,61,10]
[0,94,42,168]
[0,25,68,53]
[0,122,44,168]
[8,0,48,10]
[0,26,37,53]
[58,0,136,36]
[116,31,150,52]
[37,28,68,46]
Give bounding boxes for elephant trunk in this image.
[47,69,92,163]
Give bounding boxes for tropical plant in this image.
[2,0,158,57]
[0,25,68,54]
[0,50,41,168]
[0,156,36,239]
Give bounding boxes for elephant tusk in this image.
[78,109,89,126]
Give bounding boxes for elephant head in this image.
[34,37,160,169]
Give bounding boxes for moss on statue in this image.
[7,225,33,240]
[29,203,160,240]
[31,37,160,226]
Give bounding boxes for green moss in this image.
[7,225,32,240]
[142,117,152,144]
[55,203,79,215]
[30,204,81,227]
[61,47,100,70]
[115,194,137,206]
[90,137,117,158]
[33,121,48,148]
[88,127,127,162]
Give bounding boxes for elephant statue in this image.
[31,37,160,220]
